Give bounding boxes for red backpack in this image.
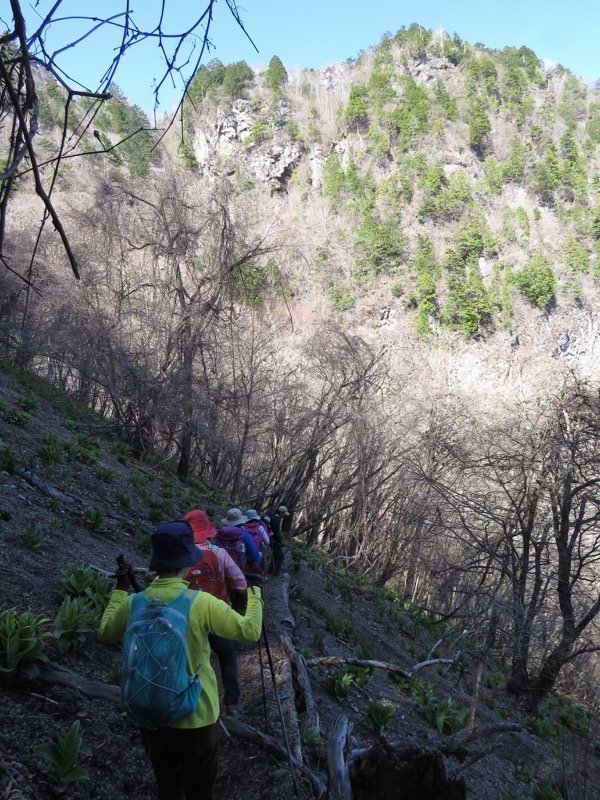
[187,545,230,604]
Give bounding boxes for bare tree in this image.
[419,383,600,710]
[0,0,254,281]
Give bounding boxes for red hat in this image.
[183,510,217,544]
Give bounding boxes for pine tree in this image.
[264,56,288,93]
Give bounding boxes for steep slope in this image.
[1,365,599,800]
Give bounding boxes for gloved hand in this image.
[245,569,264,589]
[115,555,139,592]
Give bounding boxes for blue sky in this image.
[8,0,600,112]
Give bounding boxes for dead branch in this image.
[305,656,427,697]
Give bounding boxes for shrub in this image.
[329,283,354,310]
[0,608,50,682]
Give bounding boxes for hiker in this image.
[183,509,247,717]
[243,508,270,552]
[267,504,290,576]
[98,520,263,800]
[215,507,264,570]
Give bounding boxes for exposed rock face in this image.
[190,99,301,188]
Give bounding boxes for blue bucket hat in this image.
[149,521,203,573]
[245,509,261,521]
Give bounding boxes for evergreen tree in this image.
[264,56,288,92]
[222,61,254,99]
[345,85,369,128]
[515,254,556,308]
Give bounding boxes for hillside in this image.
[3,18,600,799]
[1,365,599,799]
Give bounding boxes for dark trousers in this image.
[141,723,219,800]
[269,541,284,575]
[208,633,240,706]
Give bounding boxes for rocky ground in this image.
[1,364,599,800]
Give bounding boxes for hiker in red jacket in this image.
[184,509,248,718]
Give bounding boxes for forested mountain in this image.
[2,19,600,758]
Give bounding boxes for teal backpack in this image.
[121,588,202,727]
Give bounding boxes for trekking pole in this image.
[257,635,269,734]
[262,622,299,796]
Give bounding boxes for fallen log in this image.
[39,662,120,703]
[276,643,303,763]
[281,632,320,734]
[38,662,325,797]
[265,571,295,628]
[15,467,75,503]
[327,715,353,800]
[221,716,326,798]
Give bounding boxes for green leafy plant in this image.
[0,397,32,426]
[107,660,121,686]
[367,700,397,735]
[526,712,557,738]
[108,440,131,463]
[24,521,47,550]
[61,564,112,613]
[0,444,17,473]
[83,507,105,531]
[0,608,50,682]
[299,644,312,660]
[96,466,114,482]
[38,431,65,466]
[415,694,468,734]
[325,616,356,640]
[17,395,38,413]
[300,720,324,746]
[115,490,131,510]
[324,670,354,700]
[35,720,91,785]
[53,597,96,652]
[533,786,562,800]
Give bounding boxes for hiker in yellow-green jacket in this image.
[98,520,264,800]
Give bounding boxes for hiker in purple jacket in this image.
[215,508,263,569]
